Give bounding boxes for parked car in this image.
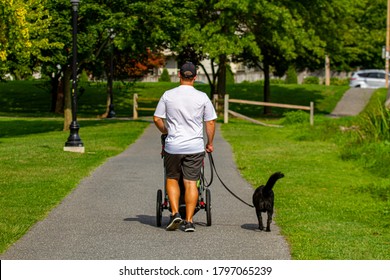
[349,69,389,88]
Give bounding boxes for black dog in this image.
[252,172,284,232]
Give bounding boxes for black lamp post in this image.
[107,30,116,118]
[64,0,84,152]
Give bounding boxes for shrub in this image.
[158,68,171,82]
[339,93,390,178]
[285,66,298,84]
[330,77,349,86]
[270,78,285,84]
[79,70,89,82]
[358,99,390,142]
[282,110,309,125]
[303,76,319,84]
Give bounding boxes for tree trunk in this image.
[50,74,60,112]
[99,91,110,118]
[99,67,112,118]
[100,46,115,118]
[217,54,227,100]
[263,59,272,115]
[63,67,72,131]
[55,78,64,114]
[199,63,216,99]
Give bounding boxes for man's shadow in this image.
[124,215,210,228]
[124,215,167,227]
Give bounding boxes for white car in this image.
[349,69,389,88]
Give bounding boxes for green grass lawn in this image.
[0,118,148,253]
[0,80,389,259]
[222,118,390,259]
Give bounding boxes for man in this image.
[153,62,217,232]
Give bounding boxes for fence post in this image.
[224,94,229,124]
[133,94,138,120]
[310,101,314,126]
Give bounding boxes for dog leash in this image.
[208,153,254,208]
[161,134,215,188]
[161,134,252,207]
[202,153,213,188]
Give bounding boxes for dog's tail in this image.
[263,172,284,195]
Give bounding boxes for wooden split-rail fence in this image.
[132,94,159,119]
[221,94,314,127]
[133,93,314,126]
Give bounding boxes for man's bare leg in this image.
[166,178,180,214]
[183,179,198,222]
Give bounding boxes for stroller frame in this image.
[156,135,212,227]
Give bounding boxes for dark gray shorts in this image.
[164,152,205,181]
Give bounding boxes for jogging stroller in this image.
[156,134,212,227]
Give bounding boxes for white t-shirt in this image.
[154,85,217,154]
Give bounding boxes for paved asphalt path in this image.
[329,88,374,117]
[1,123,291,260]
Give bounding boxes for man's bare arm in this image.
[153,116,168,134]
[205,120,216,153]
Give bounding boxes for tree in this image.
[83,0,185,118]
[339,0,386,70]
[0,0,61,79]
[226,0,356,114]
[97,48,164,118]
[112,49,164,81]
[292,0,360,71]
[158,68,171,82]
[281,1,385,72]
[0,0,31,76]
[5,0,386,119]
[176,46,217,97]
[37,0,187,129]
[176,0,258,99]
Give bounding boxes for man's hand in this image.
[205,143,214,153]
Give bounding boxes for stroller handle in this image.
[161,134,168,145]
[160,134,167,158]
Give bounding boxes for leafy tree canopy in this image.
[0,0,62,78]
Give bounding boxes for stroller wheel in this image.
[206,188,211,226]
[156,189,163,227]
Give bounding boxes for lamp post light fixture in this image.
[107,30,116,118]
[64,0,84,153]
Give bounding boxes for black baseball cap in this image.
[180,62,197,78]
